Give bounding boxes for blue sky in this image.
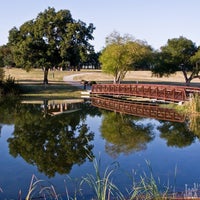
[0,0,200,51]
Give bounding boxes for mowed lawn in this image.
[4,67,84,98]
[4,67,200,98]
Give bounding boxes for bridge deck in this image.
[91,83,200,102]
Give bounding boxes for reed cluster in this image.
[12,159,197,200]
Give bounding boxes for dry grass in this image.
[3,67,200,98]
[4,67,82,83]
[4,67,85,98]
[74,70,200,86]
[4,67,200,85]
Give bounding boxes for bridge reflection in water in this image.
[46,99,84,115]
[91,96,185,122]
[22,99,84,116]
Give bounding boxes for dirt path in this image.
[63,73,94,90]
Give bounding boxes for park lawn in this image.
[3,67,200,98]
[4,67,83,98]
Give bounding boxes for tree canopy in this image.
[0,45,14,68]
[99,31,152,83]
[8,7,95,84]
[152,36,200,84]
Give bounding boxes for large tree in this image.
[99,31,152,83]
[8,7,95,84]
[152,36,200,85]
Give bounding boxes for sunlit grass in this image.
[20,158,187,200]
[81,157,124,200]
[4,67,84,98]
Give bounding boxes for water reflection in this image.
[1,97,200,169]
[160,121,196,147]
[100,111,154,157]
[91,96,200,149]
[2,98,95,177]
[91,96,185,122]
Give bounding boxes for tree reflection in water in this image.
[1,97,200,178]
[93,96,200,155]
[100,111,155,158]
[7,103,94,177]
[159,121,196,147]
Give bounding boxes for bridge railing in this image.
[91,96,185,122]
[91,84,189,102]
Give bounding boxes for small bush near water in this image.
[0,75,21,97]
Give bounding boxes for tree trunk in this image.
[43,67,49,84]
[182,69,190,86]
[185,79,191,86]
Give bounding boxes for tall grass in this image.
[81,157,124,200]
[21,158,179,200]
[188,93,200,113]
[24,175,61,200]
[132,160,171,200]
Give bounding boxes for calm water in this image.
[0,97,200,199]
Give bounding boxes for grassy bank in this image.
[4,67,84,98]
[4,67,200,98]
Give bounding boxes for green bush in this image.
[0,67,4,81]
[0,75,21,96]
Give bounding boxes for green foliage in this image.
[152,36,199,84]
[8,7,95,84]
[99,31,152,83]
[0,75,21,96]
[0,45,15,67]
[0,67,4,81]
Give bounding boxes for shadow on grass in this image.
[19,82,83,98]
[16,79,65,84]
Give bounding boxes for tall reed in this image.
[189,93,200,113]
[20,159,192,200]
[81,157,124,200]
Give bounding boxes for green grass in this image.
[20,83,82,98]
[4,67,84,98]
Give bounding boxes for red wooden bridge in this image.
[91,96,185,122]
[91,83,200,102]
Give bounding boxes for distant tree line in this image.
[0,7,200,85]
[100,31,200,84]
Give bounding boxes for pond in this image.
[0,96,200,199]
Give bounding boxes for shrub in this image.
[89,81,97,86]
[0,67,4,81]
[0,75,21,96]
